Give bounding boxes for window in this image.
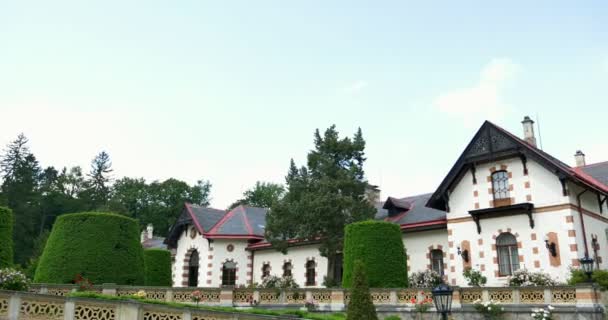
[492,171,510,200]
[496,233,519,276]
[283,262,293,278]
[430,249,444,275]
[222,261,236,286]
[306,260,316,286]
[262,263,271,278]
[187,250,199,287]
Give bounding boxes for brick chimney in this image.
[521,116,537,147]
[575,150,586,167]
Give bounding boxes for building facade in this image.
[165,117,608,288]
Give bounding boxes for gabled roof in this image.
[186,204,226,233]
[427,121,608,210]
[574,161,608,190]
[377,193,446,228]
[206,205,267,239]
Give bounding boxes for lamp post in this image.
[432,283,454,320]
[579,255,594,282]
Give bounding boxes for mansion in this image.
[164,117,608,288]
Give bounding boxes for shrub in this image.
[568,268,608,290]
[342,221,407,288]
[34,212,145,285]
[463,267,487,287]
[0,268,30,291]
[408,270,442,288]
[508,269,558,287]
[0,206,14,268]
[261,275,299,289]
[346,260,378,320]
[384,317,401,320]
[473,299,504,320]
[144,249,172,286]
[531,305,554,320]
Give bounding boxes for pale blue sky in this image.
[1,1,607,208]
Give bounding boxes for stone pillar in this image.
[451,287,461,310]
[117,301,141,320]
[182,310,192,320]
[8,294,21,320]
[576,284,600,308]
[252,290,260,305]
[389,289,398,305]
[165,289,173,303]
[219,289,233,306]
[64,299,75,320]
[102,283,117,296]
[543,288,552,304]
[330,289,344,311]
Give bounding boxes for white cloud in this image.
[341,80,368,94]
[433,58,521,124]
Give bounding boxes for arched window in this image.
[305,260,316,286]
[187,250,199,287]
[430,249,444,275]
[283,262,293,278]
[262,263,271,279]
[222,261,237,286]
[492,171,510,200]
[497,233,519,276]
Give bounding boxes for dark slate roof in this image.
[383,197,412,210]
[143,237,168,250]
[577,162,608,188]
[188,205,226,232]
[377,193,446,226]
[206,205,267,238]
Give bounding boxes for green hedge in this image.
[342,220,407,288]
[34,212,144,285]
[144,249,172,286]
[0,206,14,268]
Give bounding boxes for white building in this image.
[166,117,608,288]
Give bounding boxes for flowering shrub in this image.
[410,295,433,313]
[408,270,442,288]
[463,268,487,287]
[73,274,93,292]
[531,305,554,320]
[191,290,202,305]
[261,275,299,289]
[508,269,558,287]
[0,268,30,291]
[473,299,504,319]
[133,290,146,298]
[305,298,318,311]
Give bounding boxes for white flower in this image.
[548,305,554,311]
[487,307,492,311]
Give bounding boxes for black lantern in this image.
[457,247,469,263]
[579,255,594,281]
[432,283,454,320]
[544,236,557,257]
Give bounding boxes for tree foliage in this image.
[0,206,14,267]
[82,151,113,210]
[35,212,145,285]
[346,260,378,320]
[228,181,284,210]
[342,221,407,288]
[265,126,376,283]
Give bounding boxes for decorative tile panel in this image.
[46,288,73,296]
[0,295,8,316]
[259,291,280,304]
[397,290,418,304]
[20,299,64,320]
[460,289,483,303]
[312,291,331,303]
[75,304,116,320]
[552,288,576,303]
[371,291,391,304]
[520,289,544,303]
[143,310,182,320]
[488,290,513,303]
[285,291,306,304]
[192,314,232,320]
[232,290,253,303]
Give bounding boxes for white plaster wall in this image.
[172,225,210,287]
[252,245,328,288]
[402,229,448,275]
[209,239,251,287]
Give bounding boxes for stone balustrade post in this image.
[253,289,260,305]
[575,284,600,309]
[389,289,398,305]
[8,293,21,320]
[64,299,75,320]
[451,287,461,310]
[39,284,48,294]
[481,288,489,302]
[330,289,344,311]
[101,283,117,296]
[543,288,552,304]
[219,288,233,306]
[182,310,192,320]
[117,301,141,319]
[512,288,520,304]
[166,289,173,302]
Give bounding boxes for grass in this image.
[68,292,346,320]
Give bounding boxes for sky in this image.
[1,1,607,209]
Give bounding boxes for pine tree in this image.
[346,260,378,320]
[84,151,113,210]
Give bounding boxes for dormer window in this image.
[492,171,510,206]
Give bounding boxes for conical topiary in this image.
[346,260,378,320]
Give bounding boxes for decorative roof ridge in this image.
[184,203,206,235]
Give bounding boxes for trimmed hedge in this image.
[342,220,407,288]
[144,249,172,286]
[346,260,378,320]
[0,206,14,268]
[34,212,145,285]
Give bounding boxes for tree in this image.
[228,181,285,210]
[83,151,113,210]
[346,260,378,320]
[0,206,14,268]
[265,126,376,284]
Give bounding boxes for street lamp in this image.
[432,283,454,320]
[579,255,594,282]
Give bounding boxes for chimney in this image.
[574,150,586,167]
[521,116,537,147]
[146,224,154,240]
